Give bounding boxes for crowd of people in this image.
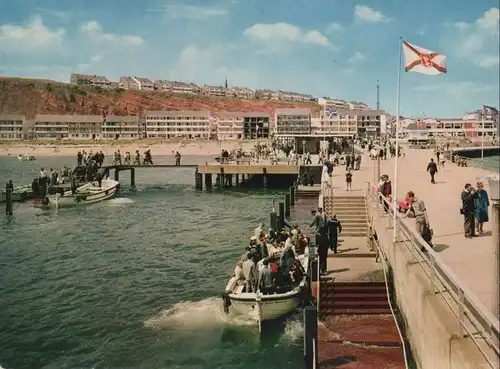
[229,223,310,295]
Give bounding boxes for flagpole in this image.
[393,38,403,242]
[481,106,484,168]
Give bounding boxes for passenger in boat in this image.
[254,223,264,239]
[249,236,262,263]
[258,259,274,294]
[240,246,251,262]
[280,245,295,277]
[234,261,245,283]
[71,176,77,195]
[290,259,305,283]
[242,253,257,292]
[31,178,40,193]
[267,238,281,258]
[258,236,269,259]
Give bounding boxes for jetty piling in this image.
[270,212,278,232]
[5,181,13,216]
[205,174,212,191]
[285,193,291,217]
[114,169,119,182]
[263,168,268,188]
[130,168,136,187]
[194,169,202,190]
[278,202,285,229]
[290,184,295,206]
[303,306,318,369]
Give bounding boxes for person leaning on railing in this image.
[402,191,433,250]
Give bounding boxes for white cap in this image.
[250,236,257,241]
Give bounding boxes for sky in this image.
[0,0,498,118]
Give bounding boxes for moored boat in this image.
[0,185,34,203]
[18,154,36,161]
[32,179,119,209]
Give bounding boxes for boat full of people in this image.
[18,154,36,161]
[222,224,311,327]
[32,179,119,209]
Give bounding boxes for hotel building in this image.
[215,112,244,140]
[145,111,212,139]
[131,77,154,91]
[102,116,140,139]
[34,115,103,140]
[243,112,271,139]
[275,108,311,136]
[311,109,387,138]
[402,115,498,138]
[0,115,25,140]
[226,87,255,99]
[154,80,201,94]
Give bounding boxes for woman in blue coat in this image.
[475,181,490,234]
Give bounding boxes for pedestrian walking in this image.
[345,169,353,191]
[328,215,342,253]
[426,158,438,184]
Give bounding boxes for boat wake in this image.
[278,317,304,346]
[144,297,256,330]
[106,197,136,206]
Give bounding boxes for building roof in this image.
[147,110,211,118]
[0,114,26,121]
[35,115,103,123]
[134,77,153,84]
[276,108,311,115]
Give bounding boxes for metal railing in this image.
[366,185,500,368]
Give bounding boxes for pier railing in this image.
[367,185,500,368]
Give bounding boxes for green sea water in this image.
[0,155,306,369]
[467,154,500,172]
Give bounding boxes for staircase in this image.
[319,281,391,316]
[296,184,322,198]
[323,195,368,237]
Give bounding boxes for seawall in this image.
[453,147,500,159]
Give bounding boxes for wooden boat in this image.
[18,154,36,161]
[0,185,33,203]
[222,246,310,329]
[32,179,119,209]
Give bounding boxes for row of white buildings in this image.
[0,107,497,141]
[70,73,315,102]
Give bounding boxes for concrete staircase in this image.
[323,195,368,237]
[319,281,391,316]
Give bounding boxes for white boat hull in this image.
[229,289,303,321]
[33,179,119,209]
[18,155,36,161]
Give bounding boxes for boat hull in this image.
[229,290,302,321]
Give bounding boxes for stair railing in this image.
[316,248,320,317]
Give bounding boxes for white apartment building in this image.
[275,108,311,136]
[202,85,226,97]
[119,77,139,90]
[132,77,154,91]
[216,112,245,140]
[102,116,140,139]
[402,116,497,138]
[317,98,350,110]
[70,74,112,88]
[348,101,371,110]
[145,111,212,139]
[255,89,280,100]
[0,115,25,140]
[277,90,314,102]
[34,115,102,140]
[226,87,255,99]
[155,80,201,94]
[311,114,357,138]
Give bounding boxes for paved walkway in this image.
[331,147,498,316]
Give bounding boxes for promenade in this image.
[340,147,498,316]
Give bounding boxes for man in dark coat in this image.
[461,183,477,238]
[328,215,342,253]
[426,158,438,184]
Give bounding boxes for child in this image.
[345,169,353,191]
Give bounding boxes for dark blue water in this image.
[0,156,305,369]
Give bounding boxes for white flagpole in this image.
[481,106,485,168]
[393,38,403,242]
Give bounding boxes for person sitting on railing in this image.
[402,191,433,251]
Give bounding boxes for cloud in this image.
[0,15,65,52]
[80,20,144,46]
[451,8,499,70]
[348,51,365,63]
[354,5,391,23]
[154,4,227,19]
[413,81,495,95]
[243,23,334,50]
[325,22,344,33]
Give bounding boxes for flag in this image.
[324,105,338,118]
[208,112,218,125]
[402,40,447,75]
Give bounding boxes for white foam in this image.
[107,198,136,206]
[277,318,304,346]
[144,297,256,330]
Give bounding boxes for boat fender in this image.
[220,291,231,314]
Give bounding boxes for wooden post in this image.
[195,169,202,190]
[262,168,268,188]
[235,174,239,187]
[205,173,212,191]
[285,193,291,217]
[303,306,318,369]
[114,169,119,182]
[290,184,295,206]
[278,202,285,230]
[130,168,136,187]
[5,181,13,216]
[270,212,278,232]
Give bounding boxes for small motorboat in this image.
[222,245,310,330]
[0,185,33,203]
[32,179,119,209]
[18,154,36,161]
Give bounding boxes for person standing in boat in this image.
[258,259,274,294]
[310,207,329,274]
[254,223,264,239]
[242,253,257,292]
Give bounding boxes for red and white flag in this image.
[402,40,447,75]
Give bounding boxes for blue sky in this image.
[0,0,498,118]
